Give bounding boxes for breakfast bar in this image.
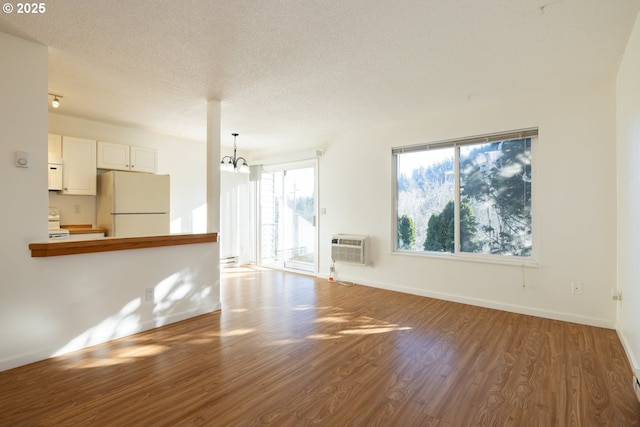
[29,232,218,257]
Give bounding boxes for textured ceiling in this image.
[1,0,639,152]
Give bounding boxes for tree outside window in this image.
[394,133,533,258]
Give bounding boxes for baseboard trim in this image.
[616,326,640,373]
[323,274,615,329]
[0,303,221,373]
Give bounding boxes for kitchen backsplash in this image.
[48,192,97,227]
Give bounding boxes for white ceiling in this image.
[1,0,638,151]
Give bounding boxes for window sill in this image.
[391,249,538,268]
[29,233,218,257]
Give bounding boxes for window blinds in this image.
[392,127,538,154]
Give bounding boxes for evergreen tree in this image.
[397,214,416,250]
[460,138,531,255]
[459,198,480,252]
[424,201,455,252]
[423,199,479,253]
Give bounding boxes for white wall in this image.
[219,145,251,264]
[48,114,208,233]
[617,12,640,372]
[0,32,220,372]
[220,167,251,264]
[317,76,618,328]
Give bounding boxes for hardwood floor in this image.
[1,267,639,426]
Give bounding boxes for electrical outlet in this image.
[611,289,622,301]
[571,282,583,295]
[145,288,154,302]
[74,204,81,214]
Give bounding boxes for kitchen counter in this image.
[60,224,106,241]
[61,224,106,235]
[29,233,218,257]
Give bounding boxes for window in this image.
[393,129,536,260]
[258,161,317,273]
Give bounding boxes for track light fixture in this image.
[220,133,250,173]
[48,93,63,108]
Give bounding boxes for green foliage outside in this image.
[397,214,416,250]
[423,199,479,253]
[396,137,532,257]
[459,198,481,253]
[424,201,455,252]
[460,139,531,256]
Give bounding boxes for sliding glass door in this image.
[259,161,317,273]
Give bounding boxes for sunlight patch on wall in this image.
[170,217,182,233]
[192,203,207,233]
[52,298,142,357]
[154,271,195,316]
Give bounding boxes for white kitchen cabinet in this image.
[48,134,62,160]
[48,134,64,190]
[97,141,129,171]
[97,141,157,173]
[62,137,97,195]
[130,145,158,173]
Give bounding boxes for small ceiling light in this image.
[220,133,250,174]
[48,93,63,108]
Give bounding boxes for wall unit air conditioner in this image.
[331,234,367,265]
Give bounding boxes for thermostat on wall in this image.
[15,151,29,168]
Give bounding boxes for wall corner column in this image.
[206,100,221,233]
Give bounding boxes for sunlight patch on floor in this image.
[112,344,169,358]
[221,265,271,274]
[213,328,256,337]
[339,326,412,335]
[292,305,314,311]
[307,333,342,340]
[59,343,171,369]
[316,316,349,324]
[265,338,305,346]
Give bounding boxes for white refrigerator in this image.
[97,171,170,237]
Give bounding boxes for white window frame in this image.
[256,159,319,275]
[391,128,538,267]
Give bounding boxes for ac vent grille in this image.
[338,239,361,246]
[331,234,367,265]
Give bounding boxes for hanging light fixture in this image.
[48,93,63,108]
[220,133,250,173]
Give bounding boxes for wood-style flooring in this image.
[1,267,639,426]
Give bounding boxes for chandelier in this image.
[220,133,250,173]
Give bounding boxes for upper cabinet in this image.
[61,136,97,195]
[97,141,157,173]
[130,146,158,173]
[96,141,128,171]
[48,134,62,159]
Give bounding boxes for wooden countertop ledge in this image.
[29,233,218,257]
[61,224,106,234]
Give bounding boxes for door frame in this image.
[256,159,319,275]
